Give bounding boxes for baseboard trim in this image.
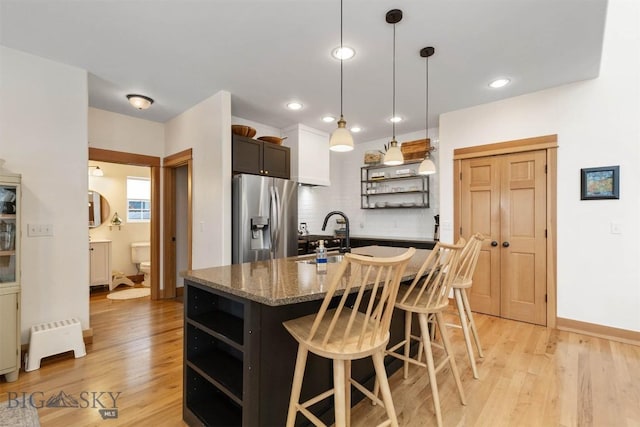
[556,317,640,347]
[83,328,93,344]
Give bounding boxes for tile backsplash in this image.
[297,129,439,240]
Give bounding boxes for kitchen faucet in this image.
[321,211,350,253]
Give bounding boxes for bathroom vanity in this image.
[182,246,429,427]
[89,240,111,288]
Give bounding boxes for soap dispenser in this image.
[316,239,327,273]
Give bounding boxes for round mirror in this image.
[88,190,110,228]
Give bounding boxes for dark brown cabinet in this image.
[232,135,290,179]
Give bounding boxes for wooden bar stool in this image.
[383,241,466,427]
[447,233,486,379]
[283,248,416,427]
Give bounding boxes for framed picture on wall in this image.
[580,166,620,200]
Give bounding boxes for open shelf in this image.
[361,162,430,210]
[187,312,244,349]
[185,366,243,427]
[362,175,424,183]
[186,323,243,401]
[187,285,245,346]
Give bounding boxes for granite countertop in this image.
[183,246,430,306]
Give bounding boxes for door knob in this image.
[502,241,510,247]
[491,241,498,247]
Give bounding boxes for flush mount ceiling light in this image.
[329,0,354,152]
[126,94,154,110]
[322,115,336,123]
[286,101,303,110]
[350,126,362,133]
[419,46,437,176]
[389,116,403,123]
[88,166,104,177]
[383,9,404,166]
[489,78,510,88]
[332,46,355,60]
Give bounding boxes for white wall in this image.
[88,162,150,276]
[88,108,165,157]
[438,0,640,331]
[0,47,89,342]
[299,129,440,239]
[165,91,232,268]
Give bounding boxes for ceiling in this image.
[0,0,608,143]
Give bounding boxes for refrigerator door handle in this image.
[269,186,277,257]
[273,186,282,252]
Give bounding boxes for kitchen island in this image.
[182,246,430,427]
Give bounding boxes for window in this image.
[127,177,151,222]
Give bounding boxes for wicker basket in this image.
[401,138,430,161]
[364,151,383,165]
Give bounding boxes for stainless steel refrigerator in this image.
[232,174,298,264]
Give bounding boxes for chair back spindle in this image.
[307,249,416,353]
[398,241,465,312]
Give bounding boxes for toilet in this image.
[130,242,151,287]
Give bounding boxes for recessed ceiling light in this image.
[322,116,336,123]
[489,78,510,88]
[350,126,362,133]
[389,116,403,123]
[286,101,303,110]
[332,46,355,60]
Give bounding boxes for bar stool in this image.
[447,233,486,379]
[283,248,416,427]
[383,241,466,427]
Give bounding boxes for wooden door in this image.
[460,150,547,325]
[500,151,547,325]
[460,157,501,316]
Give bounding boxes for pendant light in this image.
[383,9,404,166]
[419,46,437,175]
[329,0,354,152]
[88,165,104,176]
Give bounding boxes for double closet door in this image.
[459,149,547,326]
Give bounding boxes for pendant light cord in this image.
[425,51,429,149]
[392,23,396,140]
[340,0,344,118]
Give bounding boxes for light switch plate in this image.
[27,224,53,237]
[610,222,622,234]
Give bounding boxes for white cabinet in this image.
[89,240,111,287]
[283,124,330,186]
[0,172,21,382]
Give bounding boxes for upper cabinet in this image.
[282,124,330,186]
[232,135,290,179]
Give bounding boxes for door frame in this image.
[88,147,162,300]
[453,134,558,328]
[162,149,193,298]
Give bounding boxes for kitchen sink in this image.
[296,255,345,265]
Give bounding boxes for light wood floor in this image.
[1,290,639,426]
